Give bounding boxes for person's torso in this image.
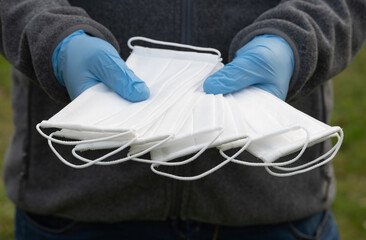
[4,0,336,225]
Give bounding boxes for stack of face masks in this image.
[37,37,343,180]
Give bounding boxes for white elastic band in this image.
[128,36,222,58]
[71,134,174,166]
[129,128,225,166]
[47,132,175,169]
[47,132,136,168]
[265,128,344,177]
[150,135,251,181]
[273,128,343,171]
[36,123,133,146]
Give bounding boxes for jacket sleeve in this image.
[0,0,119,102]
[229,0,366,102]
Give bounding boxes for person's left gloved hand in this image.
[203,35,294,100]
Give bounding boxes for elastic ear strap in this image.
[273,127,343,171]
[36,123,134,146]
[46,132,132,169]
[73,134,174,166]
[127,36,221,57]
[214,134,253,161]
[130,128,225,166]
[49,134,178,169]
[265,128,344,177]
[71,137,138,166]
[224,126,310,167]
[149,135,251,181]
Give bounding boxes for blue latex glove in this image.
[203,35,294,100]
[52,30,150,101]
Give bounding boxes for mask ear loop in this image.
[272,127,342,171]
[150,135,251,181]
[47,132,137,168]
[128,127,225,166]
[128,36,221,57]
[36,123,133,146]
[37,123,142,167]
[220,125,310,167]
[264,128,343,177]
[70,134,174,165]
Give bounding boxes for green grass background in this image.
[0,46,366,239]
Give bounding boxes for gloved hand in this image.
[203,35,294,100]
[52,30,150,101]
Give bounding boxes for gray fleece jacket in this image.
[1,0,365,225]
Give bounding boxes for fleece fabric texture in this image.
[1,0,366,225]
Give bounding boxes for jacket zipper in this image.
[180,0,193,45]
[169,0,193,219]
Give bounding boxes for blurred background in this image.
[0,46,365,239]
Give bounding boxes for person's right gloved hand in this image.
[52,30,150,101]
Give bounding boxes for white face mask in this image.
[71,67,224,170]
[217,86,343,177]
[36,37,222,168]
